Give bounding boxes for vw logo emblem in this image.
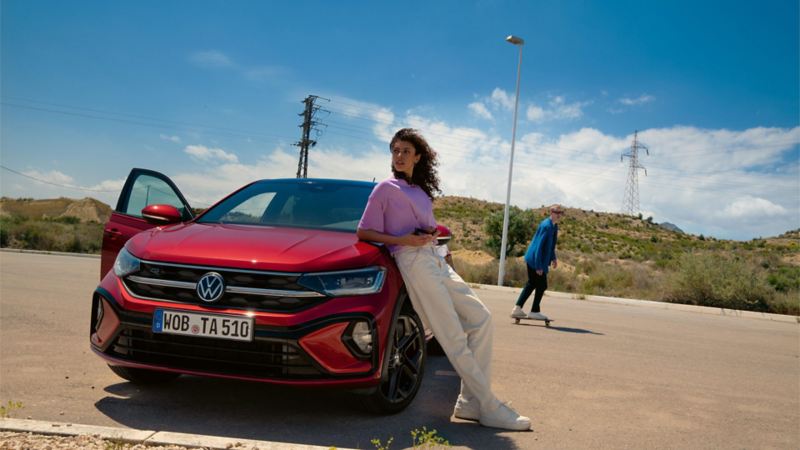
[196,272,225,303]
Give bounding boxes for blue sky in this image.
[1,0,798,240]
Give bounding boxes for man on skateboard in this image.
[511,204,563,322]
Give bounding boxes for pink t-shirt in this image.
[358,177,437,254]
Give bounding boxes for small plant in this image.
[411,426,450,449]
[371,436,394,450]
[0,400,24,418]
[104,439,127,450]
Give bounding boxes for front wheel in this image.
[360,309,426,414]
[108,365,180,384]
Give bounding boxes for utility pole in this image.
[295,95,329,178]
[621,130,649,216]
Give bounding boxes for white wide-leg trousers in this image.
[394,245,500,411]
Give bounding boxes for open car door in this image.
[100,168,193,279]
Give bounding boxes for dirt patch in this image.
[59,198,110,223]
[451,249,494,265]
[782,253,800,266]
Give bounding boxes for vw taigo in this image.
[90,168,450,413]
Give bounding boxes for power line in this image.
[1,99,296,143]
[0,164,118,192]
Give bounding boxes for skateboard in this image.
[512,316,553,327]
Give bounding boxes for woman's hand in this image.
[400,232,435,247]
[552,259,558,269]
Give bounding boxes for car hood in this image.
[126,222,384,273]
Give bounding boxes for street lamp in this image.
[498,34,524,286]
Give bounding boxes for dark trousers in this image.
[515,265,547,313]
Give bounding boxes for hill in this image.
[433,196,799,316]
[0,197,112,223]
[0,197,111,254]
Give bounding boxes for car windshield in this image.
[197,180,374,232]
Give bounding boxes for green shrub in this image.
[767,266,800,292]
[663,253,773,312]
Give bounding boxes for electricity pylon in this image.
[621,130,649,216]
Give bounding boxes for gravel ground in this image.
[0,432,261,450]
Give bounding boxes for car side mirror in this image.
[436,224,452,246]
[141,204,183,225]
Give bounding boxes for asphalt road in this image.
[1,250,798,449]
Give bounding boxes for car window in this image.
[198,181,373,232]
[218,192,277,224]
[124,174,189,218]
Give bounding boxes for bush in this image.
[663,253,773,312]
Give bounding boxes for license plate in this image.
[153,309,254,342]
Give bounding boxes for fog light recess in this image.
[341,320,374,359]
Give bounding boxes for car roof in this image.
[251,178,377,188]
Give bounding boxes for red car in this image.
[91,169,451,413]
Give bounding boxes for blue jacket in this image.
[523,217,558,273]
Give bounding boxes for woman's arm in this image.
[357,228,434,247]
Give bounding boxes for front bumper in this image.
[90,271,397,387]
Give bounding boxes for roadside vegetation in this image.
[437,196,799,316]
[2,196,797,315]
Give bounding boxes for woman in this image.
[357,128,530,431]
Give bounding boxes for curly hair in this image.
[390,128,441,200]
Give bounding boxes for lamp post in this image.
[498,34,524,286]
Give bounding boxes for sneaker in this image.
[453,397,480,421]
[511,306,527,319]
[480,402,531,431]
[527,311,549,321]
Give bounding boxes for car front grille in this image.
[109,324,324,379]
[122,260,327,312]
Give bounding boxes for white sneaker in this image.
[527,312,549,321]
[453,397,480,421]
[480,402,531,431]
[511,306,527,319]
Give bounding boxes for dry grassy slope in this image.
[0,197,112,223]
[433,195,800,264]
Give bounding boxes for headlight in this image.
[297,267,386,297]
[113,247,141,277]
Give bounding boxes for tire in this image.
[108,365,180,384]
[360,309,426,414]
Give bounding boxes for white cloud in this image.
[468,102,493,120]
[490,88,515,111]
[526,96,589,123]
[22,169,75,185]
[526,105,545,122]
[163,122,797,240]
[619,94,655,106]
[719,196,788,220]
[184,145,239,163]
[188,50,235,68]
[325,95,396,143]
[0,169,125,206]
[160,134,181,143]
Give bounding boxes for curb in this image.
[470,283,799,324]
[0,417,350,450]
[0,248,101,259]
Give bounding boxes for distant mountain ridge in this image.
[659,222,684,233]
